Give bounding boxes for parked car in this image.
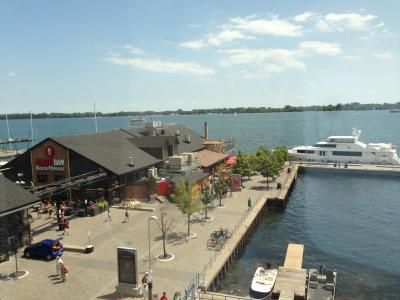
[24,238,64,260]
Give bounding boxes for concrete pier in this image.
[299,161,400,176]
[273,243,307,300]
[267,163,299,206]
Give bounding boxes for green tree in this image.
[200,188,214,220]
[273,145,289,170]
[175,180,201,236]
[214,178,228,206]
[233,150,252,180]
[259,155,279,188]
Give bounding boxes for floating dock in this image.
[272,243,307,300]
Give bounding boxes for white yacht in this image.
[289,129,400,165]
[250,267,277,298]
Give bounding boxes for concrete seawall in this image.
[202,164,300,292]
[300,162,400,176]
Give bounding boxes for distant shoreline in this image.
[1,101,400,120]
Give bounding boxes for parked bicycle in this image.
[207,228,232,251]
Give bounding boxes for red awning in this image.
[225,156,237,165]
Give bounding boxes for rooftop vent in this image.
[175,130,180,136]
[128,156,134,167]
[183,134,191,143]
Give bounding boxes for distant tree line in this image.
[2,101,400,120]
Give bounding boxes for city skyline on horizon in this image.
[1,0,399,114]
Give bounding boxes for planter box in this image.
[88,207,100,216]
[78,210,86,217]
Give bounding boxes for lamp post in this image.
[148,215,157,300]
[148,215,158,271]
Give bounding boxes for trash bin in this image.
[287,168,291,174]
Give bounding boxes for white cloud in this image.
[299,41,342,55]
[372,52,394,60]
[180,40,207,49]
[294,11,316,22]
[230,16,303,37]
[316,13,377,32]
[222,48,306,71]
[106,55,215,76]
[7,72,16,77]
[122,44,144,54]
[207,30,252,47]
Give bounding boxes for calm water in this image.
[216,170,400,299]
[2,111,400,298]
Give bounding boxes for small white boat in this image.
[250,267,277,298]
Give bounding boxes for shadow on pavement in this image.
[165,232,189,245]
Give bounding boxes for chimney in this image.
[129,156,134,167]
[204,122,208,140]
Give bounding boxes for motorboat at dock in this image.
[250,266,277,299]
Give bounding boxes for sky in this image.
[1,0,399,113]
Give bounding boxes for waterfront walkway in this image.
[0,166,295,300]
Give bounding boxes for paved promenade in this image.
[0,167,294,300]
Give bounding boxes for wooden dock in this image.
[283,243,304,270]
[272,243,307,300]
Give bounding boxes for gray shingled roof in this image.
[123,124,205,154]
[0,175,39,216]
[127,135,177,148]
[170,172,210,185]
[52,130,161,176]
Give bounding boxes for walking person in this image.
[173,292,181,300]
[247,197,252,211]
[56,256,63,276]
[107,208,112,221]
[142,272,149,299]
[124,209,129,222]
[160,292,168,300]
[63,220,69,235]
[60,262,69,282]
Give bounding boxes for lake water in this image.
[2,111,400,298]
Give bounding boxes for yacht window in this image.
[317,144,336,148]
[297,150,315,154]
[332,151,362,157]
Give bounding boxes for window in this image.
[317,144,336,148]
[332,151,362,157]
[37,174,48,183]
[297,150,315,154]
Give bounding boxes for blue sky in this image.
[1,0,399,113]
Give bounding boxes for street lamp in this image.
[148,215,158,271]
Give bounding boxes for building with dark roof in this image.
[3,129,162,201]
[3,122,206,202]
[0,175,39,262]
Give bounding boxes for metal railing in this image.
[182,190,267,300]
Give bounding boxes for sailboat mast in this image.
[30,111,34,144]
[94,103,98,133]
[5,113,13,158]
